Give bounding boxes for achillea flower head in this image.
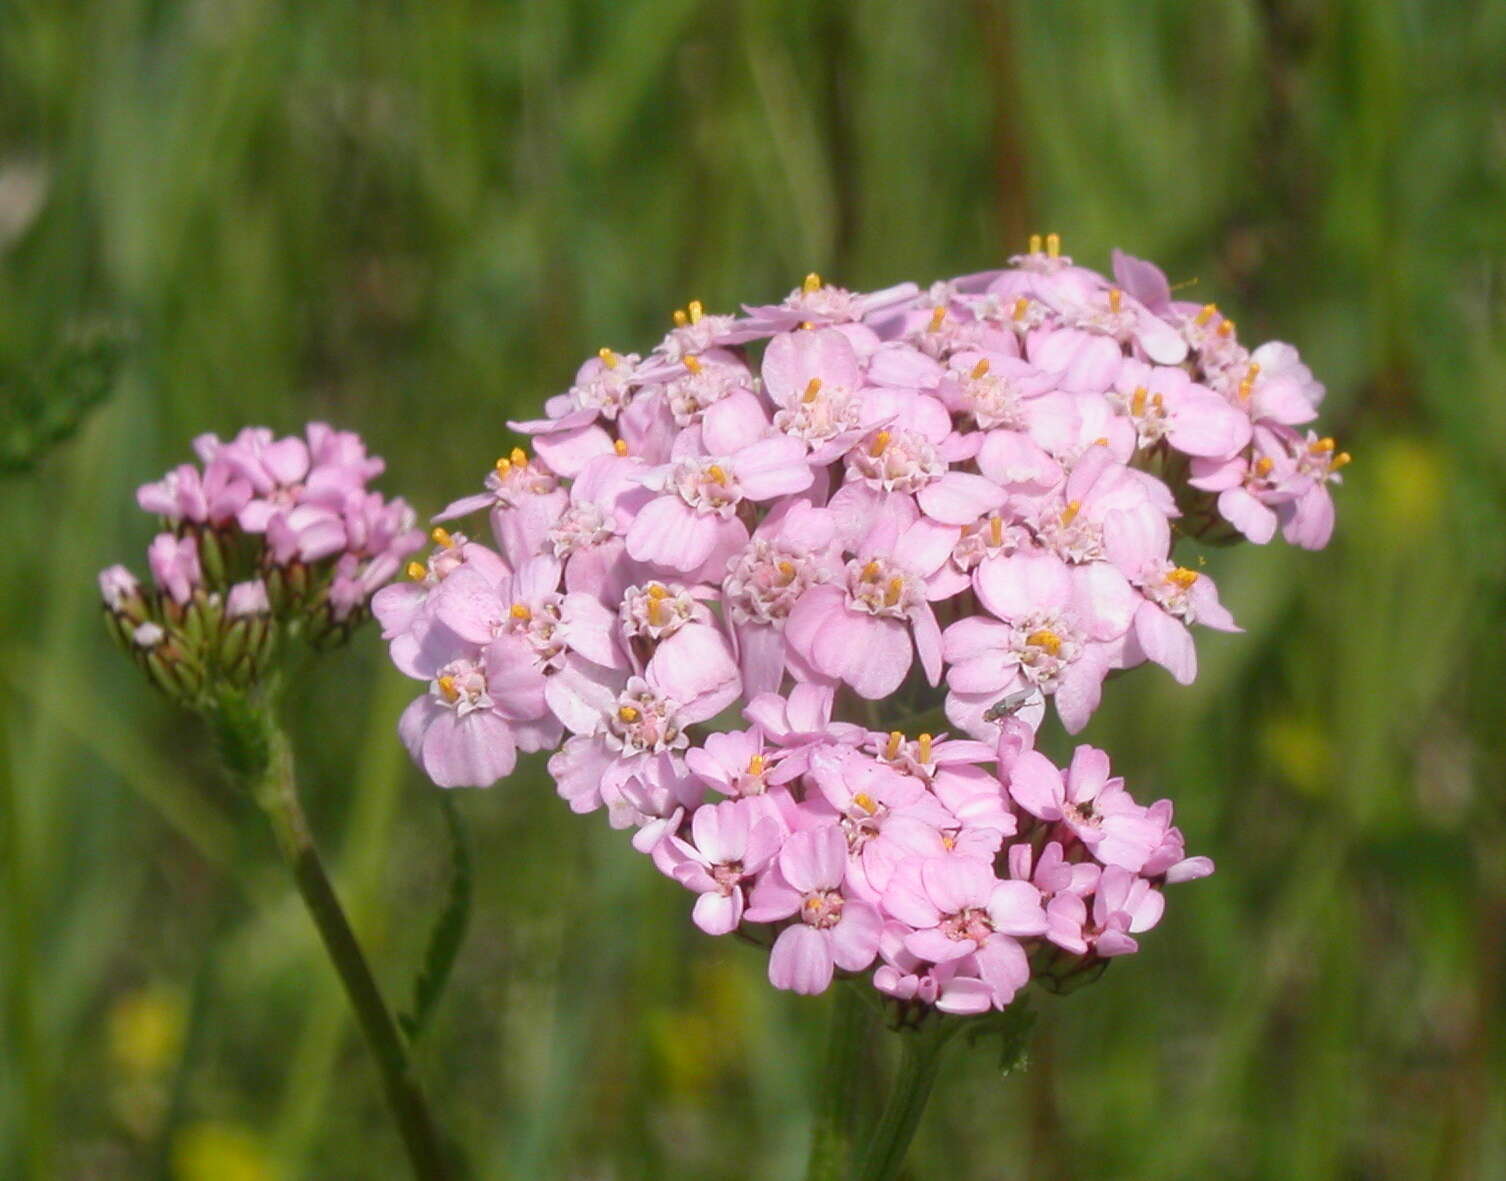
[103,423,422,707]
[380,240,1340,1017]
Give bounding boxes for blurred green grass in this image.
[2,1,1505,1177]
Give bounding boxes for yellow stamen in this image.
[989,517,1003,546]
[672,308,688,327]
[437,675,459,703]
[1217,318,1235,338]
[613,439,629,456]
[495,457,512,476]
[884,577,904,606]
[509,603,531,621]
[886,731,903,760]
[1151,392,1165,412]
[1045,232,1060,258]
[647,597,663,626]
[1246,363,1261,381]
[511,447,527,467]
[970,358,991,380]
[1167,567,1199,589]
[688,299,704,323]
[431,526,455,548]
[1238,378,1254,403]
[1012,297,1029,321]
[1026,629,1062,656]
[1029,233,1042,254]
[1059,500,1081,526]
[683,354,703,375]
[406,561,427,581]
[598,347,618,369]
[917,733,933,763]
[802,272,822,294]
[1255,456,1275,477]
[1108,288,1122,314]
[1310,436,1336,454]
[799,320,815,330]
[1331,451,1352,470]
[1195,303,1218,326]
[748,754,765,777]
[1131,386,1148,417]
[647,583,670,599]
[852,792,878,815]
[777,560,797,584]
[861,561,881,581]
[706,464,728,485]
[1092,436,1110,447]
[617,705,640,723]
[803,377,822,402]
[928,305,947,333]
[868,430,891,457]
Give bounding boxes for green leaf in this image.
[0,327,128,476]
[399,794,472,1043]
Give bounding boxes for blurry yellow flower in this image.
[172,1121,280,1181]
[108,985,184,1079]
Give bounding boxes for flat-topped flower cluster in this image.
[101,424,422,702]
[374,240,1342,1008]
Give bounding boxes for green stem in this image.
[805,983,871,1180]
[853,1021,958,1181]
[248,722,451,1181]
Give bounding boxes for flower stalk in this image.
[853,1017,961,1181]
[219,697,450,1181]
[805,982,874,1180]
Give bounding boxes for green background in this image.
[2,1,1504,1177]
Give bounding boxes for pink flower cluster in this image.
[102,424,422,700]
[377,241,1340,1009]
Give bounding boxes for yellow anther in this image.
[647,597,663,626]
[1310,436,1336,454]
[437,675,459,702]
[1029,233,1042,254]
[1131,386,1148,417]
[917,733,933,763]
[1238,378,1254,402]
[861,560,881,580]
[1060,500,1081,526]
[431,526,456,548]
[1108,287,1123,314]
[406,561,427,581]
[777,560,797,584]
[799,320,816,330]
[598,347,618,369]
[1194,303,1218,326]
[1151,392,1165,412]
[495,456,512,476]
[802,273,823,294]
[928,306,947,333]
[1331,451,1352,470]
[613,438,629,456]
[1012,297,1030,321]
[510,603,531,621]
[970,357,991,380]
[989,516,1003,546]
[941,832,956,850]
[672,308,689,327]
[748,754,765,777]
[1026,629,1062,656]
[684,354,703,375]
[688,299,705,323]
[1246,363,1261,381]
[1217,318,1235,338]
[852,792,878,815]
[706,464,729,485]
[886,731,903,760]
[868,430,891,457]
[647,583,671,599]
[1168,567,1199,589]
[803,377,823,402]
[1093,436,1110,447]
[1255,456,1275,477]
[884,577,904,606]
[1045,232,1060,258]
[510,447,528,467]
[617,705,640,723]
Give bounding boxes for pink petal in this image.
[768,925,834,995]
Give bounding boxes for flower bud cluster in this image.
[102,424,422,706]
[375,241,1340,1012]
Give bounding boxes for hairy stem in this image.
[247,720,451,1180]
[854,1020,959,1181]
[805,982,871,1180]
